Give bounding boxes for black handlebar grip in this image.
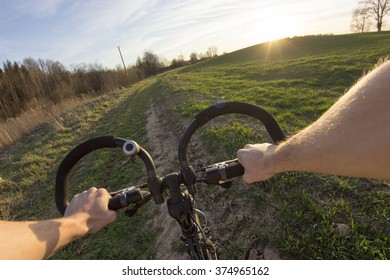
[107,187,150,211]
[56,136,118,215]
[224,160,245,179]
[204,159,244,184]
[108,196,125,210]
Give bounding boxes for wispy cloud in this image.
[10,0,65,18]
[0,0,360,68]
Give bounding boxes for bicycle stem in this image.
[163,172,196,233]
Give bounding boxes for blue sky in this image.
[0,0,372,69]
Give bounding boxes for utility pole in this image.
[117,46,127,71]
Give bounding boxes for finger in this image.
[244,143,254,149]
[242,173,252,184]
[236,149,243,160]
[88,187,98,193]
[96,188,110,200]
[237,147,249,158]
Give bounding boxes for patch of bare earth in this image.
[145,100,186,259]
[145,97,281,259]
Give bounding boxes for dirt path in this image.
[145,100,187,259]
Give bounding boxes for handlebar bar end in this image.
[122,140,140,156]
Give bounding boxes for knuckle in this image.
[86,187,97,194]
[96,188,108,195]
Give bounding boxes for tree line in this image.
[0,46,218,120]
[0,58,133,119]
[351,0,390,32]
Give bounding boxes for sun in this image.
[254,16,299,43]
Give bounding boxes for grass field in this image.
[0,32,389,259]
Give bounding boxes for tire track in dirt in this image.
[145,95,214,259]
[145,99,187,259]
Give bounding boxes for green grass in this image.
[1,32,389,259]
[1,80,161,259]
[150,32,390,259]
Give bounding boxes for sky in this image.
[0,0,377,69]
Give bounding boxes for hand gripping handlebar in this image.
[54,102,285,261]
[55,136,161,215]
[55,102,285,215]
[178,102,286,193]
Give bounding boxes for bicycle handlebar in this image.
[55,137,159,215]
[56,136,117,215]
[55,102,285,216]
[178,102,285,193]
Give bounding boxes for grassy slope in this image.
[0,32,389,259]
[149,32,390,259]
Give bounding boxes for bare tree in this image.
[351,7,372,32]
[360,0,390,31]
[0,57,135,119]
[205,46,218,58]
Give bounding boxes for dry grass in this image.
[0,96,97,150]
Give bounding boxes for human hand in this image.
[237,143,277,183]
[64,187,117,234]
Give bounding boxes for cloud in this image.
[64,0,157,34]
[0,0,360,68]
[11,0,65,18]
[57,0,336,66]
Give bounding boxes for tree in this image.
[2,60,13,73]
[360,0,390,31]
[190,52,198,64]
[351,7,372,32]
[136,50,163,78]
[170,55,185,68]
[205,46,218,58]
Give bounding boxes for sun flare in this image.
[254,16,299,43]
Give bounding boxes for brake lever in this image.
[124,191,152,217]
[124,207,138,217]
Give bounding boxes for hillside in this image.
[0,32,389,259]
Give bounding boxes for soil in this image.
[145,100,187,259]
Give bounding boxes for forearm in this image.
[0,218,87,259]
[274,60,390,179]
[0,188,116,259]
